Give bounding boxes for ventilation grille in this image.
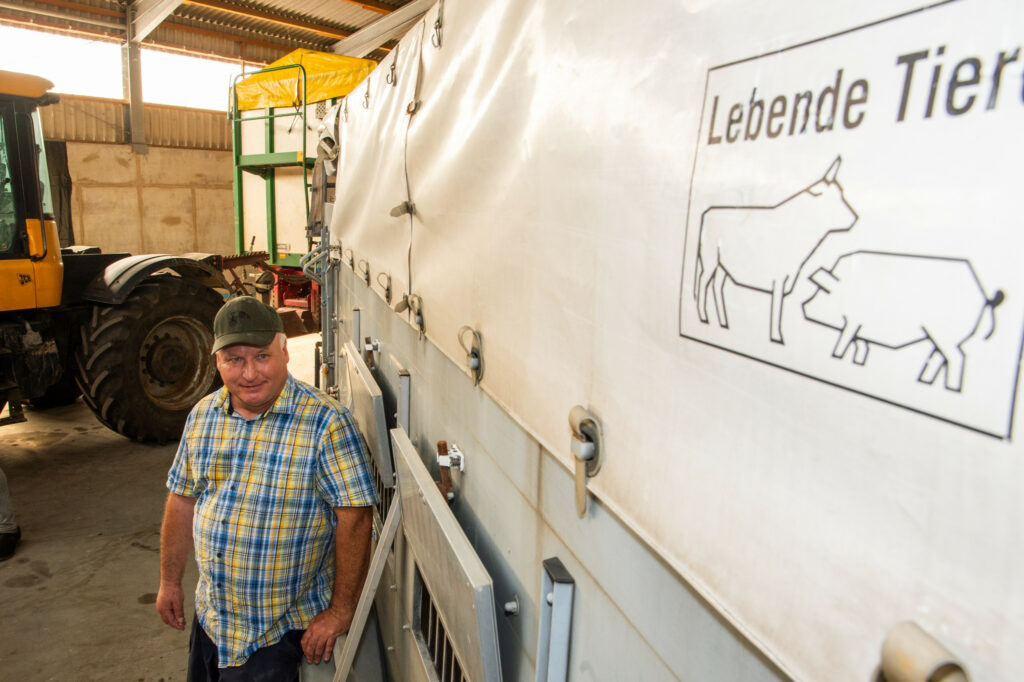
[416,565,468,682]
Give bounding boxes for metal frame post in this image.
[121,5,147,154]
[536,557,576,682]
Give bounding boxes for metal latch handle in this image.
[568,406,603,518]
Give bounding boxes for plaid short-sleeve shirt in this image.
[166,374,378,668]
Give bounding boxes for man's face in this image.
[215,337,289,418]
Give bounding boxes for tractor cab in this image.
[0,70,62,313]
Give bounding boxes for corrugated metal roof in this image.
[172,11,326,49]
[241,0,378,32]
[174,6,338,47]
[0,0,417,65]
[167,0,412,56]
[152,20,297,64]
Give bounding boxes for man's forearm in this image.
[160,492,196,585]
[330,506,373,617]
[299,505,373,662]
[156,492,196,630]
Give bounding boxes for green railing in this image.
[230,64,314,266]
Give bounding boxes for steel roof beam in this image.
[330,0,432,57]
[0,0,123,29]
[339,0,394,14]
[31,0,123,20]
[132,0,182,41]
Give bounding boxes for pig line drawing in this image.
[802,251,1005,392]
[693,156,858,344]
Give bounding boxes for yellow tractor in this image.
[0,70,229,442]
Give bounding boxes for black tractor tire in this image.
[75,276,223,443]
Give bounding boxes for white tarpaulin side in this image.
[409,0,603,426]
[331,25,423,305]
[330,0,1024,679]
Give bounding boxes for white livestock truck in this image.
[305,1,1024,680]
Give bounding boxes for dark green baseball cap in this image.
[211,296,284,354]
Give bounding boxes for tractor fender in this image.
[81,253,229,305]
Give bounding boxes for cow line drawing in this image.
[693,156,858,344]
[801,251,1005,392]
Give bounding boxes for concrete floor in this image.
[0,333,321,682]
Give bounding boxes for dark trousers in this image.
[188,619,304,682]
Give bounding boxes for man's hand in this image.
[156,581,186,630]
[302,506,371,664]
[157,493,195,631]
[301,604,354,664]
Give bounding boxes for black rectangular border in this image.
[677,0,1023,440]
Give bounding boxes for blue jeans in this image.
[188,619,303,682]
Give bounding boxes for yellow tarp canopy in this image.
[235,50,376,111]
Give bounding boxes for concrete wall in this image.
[67,142,235,256]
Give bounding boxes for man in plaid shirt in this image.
[156,296,378,680]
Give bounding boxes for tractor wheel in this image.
[75,276,223,443]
